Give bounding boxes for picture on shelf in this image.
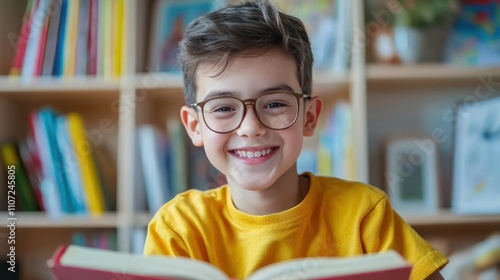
[452,96,500,214]
[445,0,500,66]
[384,136,440,214]
[273,0,351,72]
[148,0,218,72]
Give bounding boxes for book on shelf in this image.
[137,125,173,214]
[10,0,125,78]
[148,0,216,73]
[47,244,412,280]
[0,142,40,211]
[275,0,351,73]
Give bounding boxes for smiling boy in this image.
[144,1,448,279]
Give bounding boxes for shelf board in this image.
[367,64,500,83]
[402,210,500,226]
[0,76,121,92]
[135,212,153,227]
[0,212,119,228]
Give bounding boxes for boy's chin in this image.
[226,171,292,192]
[228,177,273,191]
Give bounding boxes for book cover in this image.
[62,0,79,76]
[87,0,98,75]
[137,125,171,213]
[48,245,412,280]
[0,142,39,211]
[55,115,88,214]
[75,0,90,76]
[53,0,68,76]
[37,108,74,214]
[41,0,63,76]
[148,0,215,72]
[21,0,52,81]
[445,0,500,66]
[166,118,188,195]
[27,113,47,212]
[66,113,105,215]
[112,0,124,77]
[276,0,340,71]
[34,0,52,76]
[9,0,36,76]
[18,138,45,211]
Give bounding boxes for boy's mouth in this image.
[230,147,278,159]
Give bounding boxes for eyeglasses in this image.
[190,91,311,134]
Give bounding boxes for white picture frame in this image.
[384,137,440,214]
[452,96,500,214]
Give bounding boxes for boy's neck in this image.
[228,169,310,216]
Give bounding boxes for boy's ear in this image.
[180,106,204,146]
[303,96,322,137]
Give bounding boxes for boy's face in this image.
[181,49,321,191]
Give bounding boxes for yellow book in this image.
[67,113,105,214]
[113,0,124,77]
[103,0,113,78]
[63,0,80,76]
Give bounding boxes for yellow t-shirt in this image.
[144,172,448,280]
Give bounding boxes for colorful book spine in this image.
[0,143,39,211]
[9,0,36,76]
[66,113,105,214]
[41,0,63,75]
[53,0,68,76]
[62,0,79,76]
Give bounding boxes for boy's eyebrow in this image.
[257,84,296,94]
[203,90,239,101]
[202,84,296,101]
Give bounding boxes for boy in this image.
[144,1,448,279]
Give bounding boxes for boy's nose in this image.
[235,106,266,138]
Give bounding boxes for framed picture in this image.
[384,137,440,214]
[452,96,500,214]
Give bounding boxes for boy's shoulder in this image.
[308,173,388,207]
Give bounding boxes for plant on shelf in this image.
[394,0,457,29]
[392,0,458,63]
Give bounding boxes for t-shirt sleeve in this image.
[360,196,448,280]
[143,211,190,257]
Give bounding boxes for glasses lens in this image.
[202,97,244,133]
[256,93,299,129]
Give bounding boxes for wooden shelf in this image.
[367,64,500,83]
[0,212,119,228]
[0,76,121,92]
[402,210,500,227]
[134,212,153,227]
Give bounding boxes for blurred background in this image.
[0,0,499,279]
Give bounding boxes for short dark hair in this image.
[178,0,313,105]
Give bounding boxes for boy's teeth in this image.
[236,148,272,158]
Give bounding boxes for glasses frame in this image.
[190,92,311,134]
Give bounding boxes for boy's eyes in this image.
[264,101,288,109]
[212,106,236,112]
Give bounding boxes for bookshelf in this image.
[0,0,498,279]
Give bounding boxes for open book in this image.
[47,244,412,280]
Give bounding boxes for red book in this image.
[47,245,412,280]
[9,0,38,76]
[87,0,98,75]
[34,0,51,76]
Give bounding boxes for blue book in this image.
[38,108,73,213]
[53,0,68,76]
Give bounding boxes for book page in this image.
[59,245,228,280]
[247,250,410,280]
